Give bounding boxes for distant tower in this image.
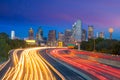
[71,20,82,50]
[109,28,114,40]
[64,29,72,45]
[88,25,94,39]
[99,32,104,38]
[48,30,56,46]
[36,27,44,45]
[29,28,34,40]
[11,30,15,40]
[71,20,82,42]
[37,27,43,41]
[58,32,64,42]
[96,32,99,38]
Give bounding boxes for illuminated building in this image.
[11,30,15,40]
[71,20,82,50]
[64,29,72,45]
[99,32,104,38]
[48,30,56,46]
[58,32,64,42]
[25,40,36,45]
[36,27,44,45]
[88,25,94,39]
[29,28,34,40]
[71,20,82,42]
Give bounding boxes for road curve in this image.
[39,49,91,80]
[50,48,120,80]
[0,47,65,80]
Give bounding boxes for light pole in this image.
[109,28,114,40]
[93,35,96,52]
[77,41,81,51]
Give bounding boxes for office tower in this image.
[96,32,99,38]
[71,20,82,42]
[36,27,43,41]
[99,32,104,38]
[36,27,44,45]
[58,32,64,42]
[64,29,72,45]
[48,30,56,46]
[71,19,82,50]
[82,29,87,41]
[88,25,94,39]
[11,30,15,40]
[29,28,34,40]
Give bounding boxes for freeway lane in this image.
[50,48,120,80]
[39,49,92,80]
[0,47,65,80]
[0,49,23,78]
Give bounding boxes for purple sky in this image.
[0,0,120,39]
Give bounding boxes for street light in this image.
[76,40,81,51]
[93,35,96,52]
[109,28,114,40]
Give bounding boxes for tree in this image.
[0,39,10,58]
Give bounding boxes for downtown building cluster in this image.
[11,19,108,46]
[27,20,105,46]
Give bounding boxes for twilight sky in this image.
[0,0,120,39]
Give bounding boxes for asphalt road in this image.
[40,49,90,80]
[50,48,120,80]
[0,47,64,80]
[0,49,23,78]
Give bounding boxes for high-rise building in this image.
[48,30,56,46]
[36,27,43,41]
[71,20,82,42]
[36,27,44,45]
[96,32,99,38]
[11,30,15,40]
[29,28,34,40]
[71,20,82,50]
[88,25,94,39]
[82,29,87,41]
[64,29,72,45]
[99,32,104,38]
[58,32,64,42]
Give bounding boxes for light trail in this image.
[1,47,65,80]
[50,48,120,80]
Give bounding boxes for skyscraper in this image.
[99,32,104,38]
[58,32,64,42]
[71,20,82,50]
[64,29,72,45]
[48,30,56,46]
[36,27,44,45]
[82,29,87,41]
[11,30,15,40]
[29,28,34,40]
[71,20,82,42]
[36,27,43,41]
[88,25,94,39]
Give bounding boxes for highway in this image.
[39,49,92,80]
[50,48,120,80]
[0,47,65,80]
[1,47,120,80]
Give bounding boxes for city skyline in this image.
[0,0,120,39]
[0,21,119,40]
